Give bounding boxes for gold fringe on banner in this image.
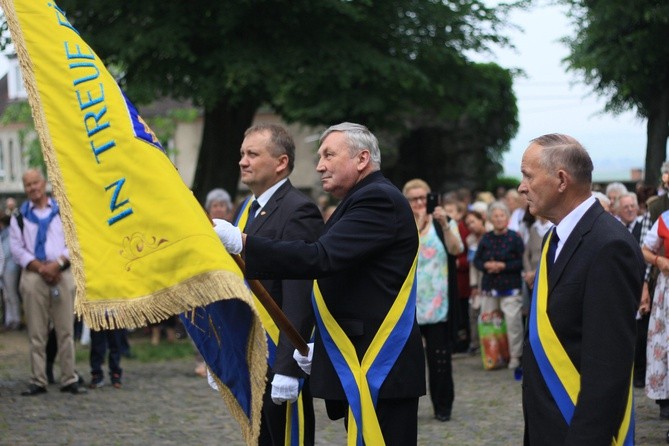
[2,1,267,442]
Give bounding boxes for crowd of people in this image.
[0,122,665,444]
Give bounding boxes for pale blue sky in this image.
[486,2,647,181]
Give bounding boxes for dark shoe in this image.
[60,382,87,394]
[46,363,55,384]
[21,384,47,396]
[111,373,122,389]
[89,374,104,389]
[435,413,450,422]
[77,372,85,386]
[661,406,669,420]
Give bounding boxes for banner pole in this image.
[232,254,310,356]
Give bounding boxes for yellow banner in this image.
[2,2,268,441]
[1,0,258,330]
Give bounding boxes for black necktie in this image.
[244,200,260,231]
[547,228,559,273]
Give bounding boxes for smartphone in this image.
[426,192,439,214]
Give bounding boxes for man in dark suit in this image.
[231,123,323,446]
[518,134,644,445]
[614,192,648,389]
[215,122,425,445]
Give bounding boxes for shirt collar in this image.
[554,195,596,257]
[252,178,288,210]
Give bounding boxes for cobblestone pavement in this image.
[0,330,667,445]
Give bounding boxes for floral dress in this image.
[416,223,449,325]
[643,216,669,399]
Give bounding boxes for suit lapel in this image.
[548,200,603,290]
[247,180,291,235]
[323,171,384,231]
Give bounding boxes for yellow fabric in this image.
[313,255,418,445]
[536,232,580,402]
[237,199,281,344]
[614,381,633,445]
[536,231,633,445]
[0,0,261,330]
[313,282,384,445]
[238,198,312,446]
[284,392,306,446]
[3,1,268,443]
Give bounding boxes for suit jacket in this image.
[236,180,324,377]
[245,171,426,400]
[522,200,644,445]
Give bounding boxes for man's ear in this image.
[556,168,570,192]
[275,153,289,173]
[356,150,371,171]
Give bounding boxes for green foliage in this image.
[0,102,31,125]
[75,337,195,364]
[0,99,196,172]
[487,176,520,193]
[0,13,11,52]
[123,338,195,363]
[562,0,669,116]
[561,0,669,185]
[0,102,44,170]
[7,0,521,197]
[144,108,199,157]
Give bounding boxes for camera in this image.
[426,192,439,214]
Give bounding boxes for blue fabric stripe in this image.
[233,196,252,227]
[235,197,279,367]
[528,265,575,423]
[624,405,635,446]
[661,212,669,229]
[265,331,277,368]
[290,395,299,446]
[180,299,253,417]
[367,278,417,405]
[311,292,364,446]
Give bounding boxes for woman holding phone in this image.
[402,178,463,421]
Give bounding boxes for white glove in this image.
[270,373,299,405]
[292,343,314,375]
[207,369,219,391]
[213,218,242,254]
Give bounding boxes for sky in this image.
[484,2,647,182]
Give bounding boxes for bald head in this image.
[530,134,593,187]
[22,168,48,207]
[519,134,594,224]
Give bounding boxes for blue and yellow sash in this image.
[235,197,308,446]
[528,230,633,445]
[312,255,418,446]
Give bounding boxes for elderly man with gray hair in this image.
[213,122,426,445]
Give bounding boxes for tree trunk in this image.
[644,88,669,187]
[190,98,259,204]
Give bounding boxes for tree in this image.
[561,1,669,186]
[0,102,45,172]
[42,1,518,200]
[386,62,518,192]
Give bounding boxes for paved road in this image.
[0,330,667,445]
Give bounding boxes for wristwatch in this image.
[56,257,68,271]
